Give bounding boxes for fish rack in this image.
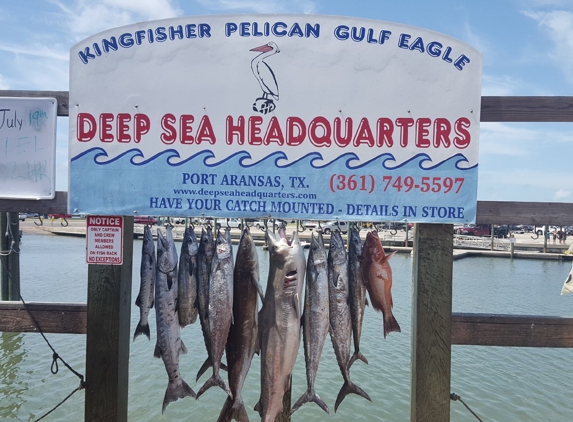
[1,91,573,422]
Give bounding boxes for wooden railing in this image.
[1,90,573,421]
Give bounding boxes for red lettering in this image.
[454,117,471,148]
[395,117,414,147]
[77,113,96,142]
[180,115,195,144]
[415,117,431,148]
[353,118,375,147]
[134,114,150,143]
[226,115,245,145]
[117,113,131,143]
[248,116,263,145]
[98,113,114,143]
[433,118,451,147]
[309,116,331,147]
[286,117,306,146]
[196,116,216,145]
[334,117,352,147]
[263,116,284,145]
[161,113,177,144]
[376,118,394,147]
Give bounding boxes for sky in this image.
[0,0,572,203]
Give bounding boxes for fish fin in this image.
[196,357,212,382]
[336,274,344,289]
[180,340,188,355]
[384,315,401,338]
[135,293,142,307]
[217,396,249,422]
[252,275,265,302]
[221,362,228,372]
[153,343,161,359]
[254,399,262,417]
[334,380,372,413]
[348,350,369,369]
[133,321,150,342]
[365,297,369,307]
[162,378,196,414]
[167,273,175,290]
[561,272,573,295]
[291,390,330,415]
[292,293,300,317]
[385,251,397,261]
[196,373,233,400]
[150,297,154,309]
[300,312,305,328]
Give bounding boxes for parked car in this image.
[301,221,319,230]
[134,216,158,225]
[19,213,26,221]
[320,221,348,234]
[456,224,508,238]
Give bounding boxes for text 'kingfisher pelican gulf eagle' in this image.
[250,41,280,115]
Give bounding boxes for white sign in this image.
[69,15,482,223]
[86,216,124,265]
[0,97,57,199]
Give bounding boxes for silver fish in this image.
[154,227,196,413]
[178,227,199,327]
[328,230,371,412]
[134,225,155,341]
[218,227,263,422]
[291,231,330,415]
[197,226,216,381]
[348,226,369,367]
[255,229,306,422]
[197,230,234,399]
[225,226,234,266]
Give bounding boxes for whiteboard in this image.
[0,97,57,199]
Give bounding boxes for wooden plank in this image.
[0,90,69,116]
[451,313,573,348]
[481,96,573,122]
[1,91,573,122]
[85,217,133,422]
[476,201,573,225]
[0,191,68,214]
[411,223,453,422]
[0,301,87,334]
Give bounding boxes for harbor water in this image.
[1,232,573,421]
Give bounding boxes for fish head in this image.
[328,230,347,265]
[187,229,199,256]
[363,230,385,263]
[215,230,232,260]
[156,228,177,273]
[309,232,327,266]
[349,227,363,255]
[200,227,215,256]
[267,229,305,293]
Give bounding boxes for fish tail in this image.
[291,389,330,415]
[348,350,369,369]
[161,378,196,413]
[133,320,150,341]
[334,380,372,412]
[196,357,212,382]
[217,396,249,422]
[197,373,233,400]
[383,314,401,338]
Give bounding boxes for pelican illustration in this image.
[250,41,280,114]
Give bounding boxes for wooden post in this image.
[411,223,453,422]
[85,216,133,422]
[0,212,20,301]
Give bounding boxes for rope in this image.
[451,392,484,421]
[1,216,86,420]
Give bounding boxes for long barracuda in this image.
[291,231,330,415]
[197,230,234,399]
[134,225,155,341]
[328,230,371,412]
[218,227,263,422]
[178,227,199,327]
[197,226,216,381]
[348,226,369,367]
[256,228,306,422]
[154,227,196,413]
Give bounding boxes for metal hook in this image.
[34,215,43,226]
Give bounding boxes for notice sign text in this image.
[86,216,123,265]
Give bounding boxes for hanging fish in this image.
[133,225,155,341]
[178,228,199,327]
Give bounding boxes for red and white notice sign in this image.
[86,216,123,265]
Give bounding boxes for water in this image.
[1,233,572,421]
